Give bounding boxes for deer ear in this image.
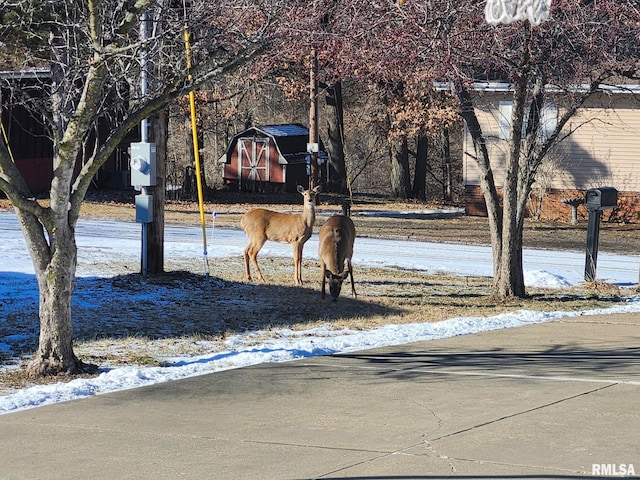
[340,271,349,280]
[325,271,333,280]
[297,185,305,194]
[313,185,322,193]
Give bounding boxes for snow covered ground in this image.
[1,209,640,415]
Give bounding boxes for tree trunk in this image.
[413,131,428,201]
[22,28,93,377]
[457,88,503,282]
[324,82,348,194]
[496,153,523,297]
[21,211,84,377]
[29,262,80,375]
[389,136,411,199]
[493,47,530,299]
[495,221,525,298]
[441,127,452,202]
[197,130,207,191]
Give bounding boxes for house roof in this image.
[434,81,640,95]
[0,67,50,80]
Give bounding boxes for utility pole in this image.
[131,10,165,275]
[308,47,319,191]
[132,11,156,276]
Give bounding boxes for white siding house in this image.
[462,83,640,221]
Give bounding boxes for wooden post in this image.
[147,110,167,274]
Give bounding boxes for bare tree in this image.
[400,0,640,298]
[0,0,285,376]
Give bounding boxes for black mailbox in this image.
[585,187,618,211]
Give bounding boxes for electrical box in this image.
[585,187,618,211]
[130,142,157,187]
[135,194,153,223]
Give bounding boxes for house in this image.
[462,82,640,222]
[1,68,134,194]
[219,124,327,193]
[0,68,54,193]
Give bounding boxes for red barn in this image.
[219,124,326,193]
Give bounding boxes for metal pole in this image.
[309,47,319,190]
[142,222,148,275]
[141,12,148,144]
[140,11,149,276]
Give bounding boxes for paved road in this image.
[1,312,638,479]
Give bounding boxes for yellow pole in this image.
[184,25,209,275]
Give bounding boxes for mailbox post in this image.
[584,187,617,281]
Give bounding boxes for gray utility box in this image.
[130,142,157,187]
[585,187,618,211]
[135,194,153,223]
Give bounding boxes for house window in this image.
[498,100,558,141]
[539,102,558,140]
[498,101,512,140]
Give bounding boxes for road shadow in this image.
[337,342,640,381]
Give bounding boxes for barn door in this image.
[238,137,270,191]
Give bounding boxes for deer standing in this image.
[318,214,357,301]
[241,185,321,285]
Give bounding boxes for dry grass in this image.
[1,191,637,393]
[1,254,632,393]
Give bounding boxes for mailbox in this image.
[584,187,617,211]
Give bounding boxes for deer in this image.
[318,214,357,302]
[241,185,321,285]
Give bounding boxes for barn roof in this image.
[259,124,309,137]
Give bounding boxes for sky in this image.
[1,208,640,415]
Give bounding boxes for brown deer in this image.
[318,214,356,301]
[241,185,321,285]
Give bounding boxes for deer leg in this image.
[243,246,252,281]
[245,240,266,282]
[347,259,357,298]
[292,242,303,285]
[320,261,327,299]
[252,249,266,282]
